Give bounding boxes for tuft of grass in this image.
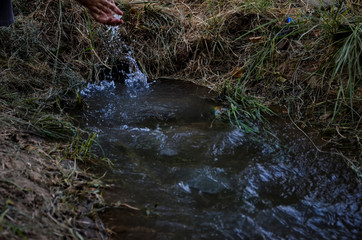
[328,20,361,123]
[65,132,113,167]
[226,95,274,132]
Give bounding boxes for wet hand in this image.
[76,0,124,26]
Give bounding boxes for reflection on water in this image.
[80,79,362,240]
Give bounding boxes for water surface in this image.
[80,79,361,240]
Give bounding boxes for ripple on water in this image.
[80,79,362,239]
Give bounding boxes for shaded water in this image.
[80,79,361,239]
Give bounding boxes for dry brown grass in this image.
[118,1,306,86]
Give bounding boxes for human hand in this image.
[76,0,124,26]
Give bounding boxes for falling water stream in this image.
[78,28,362,239]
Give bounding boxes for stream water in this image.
[79,76,361,239]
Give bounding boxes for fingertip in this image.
[109,19,124,26]
[109,3,123,15]
[115,9,123,15]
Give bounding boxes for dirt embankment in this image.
[0,133,107,239]
[0,0,361,239]
[0,0,113,238]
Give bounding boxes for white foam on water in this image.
[81,80,116,96]
[178,181,191,193]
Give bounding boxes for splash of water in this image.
[81,80,116,96]
[106,20,149,97]
[82,19,149,97]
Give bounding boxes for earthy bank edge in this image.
[0,0,114,239]
[0,135,108,239]
[0,0,360,239]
